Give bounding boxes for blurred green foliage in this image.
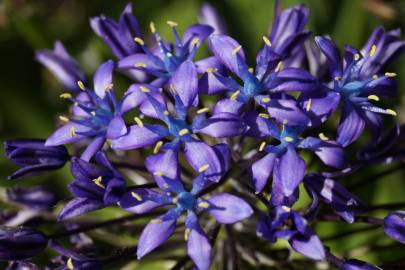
[1,0,405,269]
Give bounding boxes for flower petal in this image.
[207,193,253,224]
[195,112,246,138]
[111,124,168,150]
[250,152,277,193]
[45,122,92,146]
[58,198,104,220]
[182,24,214,49]
[337,102,365,147]
[93,60,115,98]
[289,231,326,261]
[314,36,342,78]
[170,60,198,107]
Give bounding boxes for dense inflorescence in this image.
[2,2,405,270]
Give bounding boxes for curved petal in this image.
[170,60,198,107]
[182,24,214,49]
[264,98,312,127]
[270,68,317,93]
[58,198,104,220]
[195,112,246,138]
[45,122,91,146]
[243,110,279,138]
[207,193,253,224]
[106,116,127,139]
[314,36,342,78]
[93,60,115,98]
[337,102,365,147]
[212,97,245,114]
[111,124,168,150]
[250,152,277,193]
[186,213,212,270]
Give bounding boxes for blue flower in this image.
[383,211,405,245]
[6,186,58,210]
[340,259,382,270]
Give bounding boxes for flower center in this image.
[176,192,196,210]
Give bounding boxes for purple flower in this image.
[257,206,325,261]
[199,3,227,35]
[36,41,86,92]
[6,261,40,270]
[341,259,382,270]
[58,152,125,220]
[45,60,129,161]
[120,168,253,270]
[304,173,366,223]
[0,227,48,261]
[383,211,405,244]
[247,101,346,201]
[117,17,214,86]
[112,60,245,181]
[4,139,69,180]
[6,186,58,210]
[313,27,405,146]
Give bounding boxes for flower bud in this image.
[383,211,405,244]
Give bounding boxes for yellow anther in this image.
[153,141,163,154]
[306,99,312,111]
[103,83,114,91]
[184,228,190,241]
[318,133,329,141]
[154,171,164,176]
[354,53,360,60]
[281,205,291,212]
[151,219,163,224]
[230,90,240,101]
[206,67,218,73]
[150,21,156,33]
[231,45,242,55]
[91,111,96,116]
[197,107,210,114]
[59,116,69,122]
[69,126,76,138]
[275,61,283,72]
[60,93,72,99]
[198,164,210,173]
[259,141,266,152]
[248,67,254,73]
[263,36,272,47]
[198,201,210,208]
[178,129,189,136]
[172,197,178,204]
[373,74,378,80]
[134,117,144,128]
[166,20,178,27]
[261,97,270,103]
[385,72,397,77]
[385,109,397,116]
[77,80,86,91]
[139,86,150,93]
[191,37,200,46]
[134,37,145,46]
[131,192,143,201]
[334,76,342,81]
[367,95,380,101]
[67,258,74,270]
[370,44,377,57]
[170,84,177,94]
[284,136,294,142]
[164,110,170,115]
[259,113,270,119]
[134,62,147,68]
[93,176,105,189]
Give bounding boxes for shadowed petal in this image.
[111,124,168,150]
[315,36,342,78]
[58,198,104,220]
[45,122,92,146]
[195,112,246,138]
[337,102,365,147]
[289,231,325,261]
[251,152,277,193]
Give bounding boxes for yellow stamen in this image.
[153,141,163,154]
[77,80,85,91]
[131,192,143,201]
[259,141,266,152]
[134,37,145,46]
[283,119,289,125]
[150,21,156,33]
[166,20,178,27]
[93,176,105,189]
[191,37,200,46]
[206,67,218,73]
[164,110,170,115]
[67,258,74,270]
[60,93,72,99]
[281,205,291,212]
[385,109,397,116]
[261,97,270,103]
[172,197,178,204]
[373,74,378,80]
[139,86,150,93]
[134,117,144,128]
[197,107,210,114]
[231,45,242,55]
[259,113,270,119]
[69,127,76,138]
[275,61,283,72]
[151,219,162,224]
[367,95,380,101]
[354,53,360,60]
[248,67,254,73]
[198,201,210,208]
[370,44,377,57]
[154,171,164,176]
[263,36,272,47]
[334,76,342,81]
[198,164,210,173]
[318,133,329,141]
[103,83,114,91]
[170,84,177,94]
[91,111,96,116]
[178,129,189,136]
[284,136,294,142]
[230,90,240,101]
[306,99,312,111]
[184,228,190,241]
[59,116,69,122]
[134,62,147,68]
[385,72,397,77]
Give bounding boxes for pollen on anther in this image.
[263,36,272,47]
[69,127,76,138]
[139,86,150,93]
[166,20,178,27]
[172,197,178,204]
[153,141,163,154]
[154,171,164,176]
[370,44,377,57]
[191,38,200,46]
[334,76,342,81]
[354,53,361,60]
[372,74,378,80]
[306,99,312,111]
[259,113,270,119]
[93,176,105,189]
[284,136,294,142]
[385,72,397,77]
[134,62,147,68]
[67,258,74,270]
[198,201,210,208]
[134,117,144,128]
[178,129,189,136]
[368,95,380,101]
[134,37,145,46]
[259,141,266,152]
[150,22,156,33]
[261,97,270,103]
[170,84,177,94]
[230,90,240,101]
[184,228,190,241]
[282,205,291,212]
[151,219,163,224]
[60,93,72,99]
[198,164,210,173]
[103,83,114,91]
[77,80,86,91]
[197,108,209,114]
[164,110,170,115]
[318,133,329,141]
[131,192,143,201]
[385,109,397,116]
[231,45,242,55]
[59,116,69,122]
[275,61,283,72]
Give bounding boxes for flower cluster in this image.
[2,2,405,270]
